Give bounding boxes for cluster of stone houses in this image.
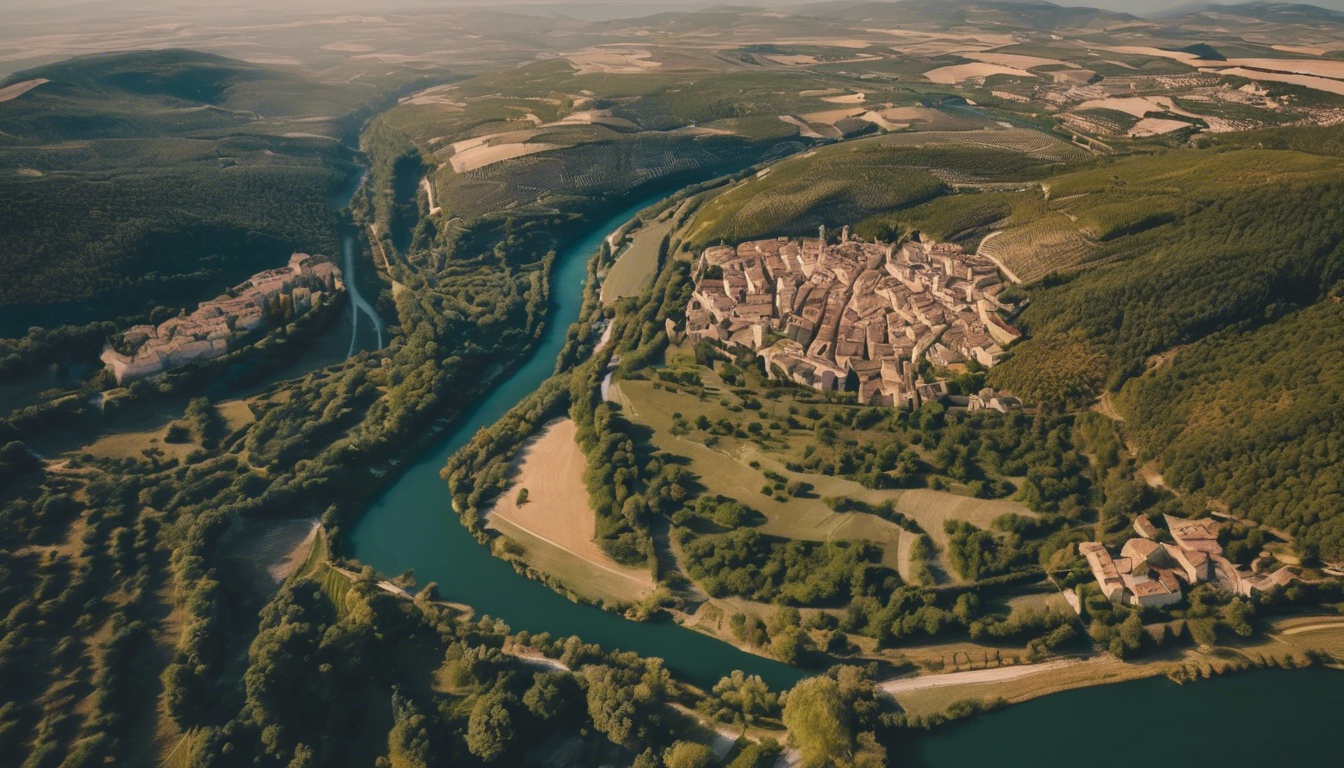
[101,253,342,385]
[683,226,1022,408]
[1080,514,1295,609]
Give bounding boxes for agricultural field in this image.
[601,215,675,305]
[976,213,1097,284]
[682,125,1087,247]
[486,417,655,607]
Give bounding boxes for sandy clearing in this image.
[282,132,338,141]
[1280,621,1344,636]
[799,107,866,124]
[16,168,43,177]
[923,63,1036,83]
[487,418,653,593]
[779,115,823,139]
[764,54,818,66]
[676,125,736,136]
[878,657,1096,695]
[0,78,48,102]
[540,110,638,130]
[563,47,660,74]
[821,92,866,104]
[858,110,907,131]
[878,106,951,123]
[1050,69,1096,84]
[800,88,846,97]
[1271,44,1328,56]
[1204,67,1344,97]
[241,56,302,67]
[1218,57,1344,80]
[1095,45,1203,65]
[1074,96,1198,119]
[1128,117,1193,137]
[450,130,540,155]
[965,52,1078,70]
[449,140,557,173]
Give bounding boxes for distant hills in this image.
[0,50,365,335]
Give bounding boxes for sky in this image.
[8,0,1344,20]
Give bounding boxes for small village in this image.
[684,227,1022,409]
[100,253,342,384]
[1080,514,1296,609]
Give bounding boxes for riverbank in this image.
[348,186,808,692]
[884,614,1344,720]
[896,665,1344,767]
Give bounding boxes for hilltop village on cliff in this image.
[101,253,342,385]
[684,226,1022,410]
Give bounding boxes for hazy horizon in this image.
[7,0,1344,21]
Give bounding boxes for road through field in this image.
[878,656,1097,695]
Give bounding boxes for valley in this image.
[2,2,1344,768]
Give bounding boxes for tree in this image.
[465,692,515,761]
[664,741,714,768]
[1222,599,1256,637]
[387,695,433,768]
[771,626,807,665]
[523,671,579,721]
[782,677,850,767]
[706,671,779,725]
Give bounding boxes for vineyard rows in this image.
[978,212,1096,284]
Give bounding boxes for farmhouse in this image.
[101,253,342,384]
[1081,514,1297,607]
[685,229,1021,407]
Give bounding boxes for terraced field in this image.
[977,212,1097,284]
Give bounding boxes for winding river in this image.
[343,176,1343,752]
[349,190,806,692]
[329,168,384,355]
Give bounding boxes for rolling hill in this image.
[0,50,368,336]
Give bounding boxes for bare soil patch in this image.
[487,418,654,604]
[563,47,660,74]
[924,63,1035,83]
[0,78,49,102]
[449,140,558,173]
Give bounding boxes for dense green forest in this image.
[0,50,367,335]
[1117,301,1344,562]
[993,147,1344,394]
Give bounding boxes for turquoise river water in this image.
[346,186,1344,761]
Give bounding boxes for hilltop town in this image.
[101,253,342,384]
[685,228,1022,408]
[1080,514,1296,609]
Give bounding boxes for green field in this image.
[613,358,1039,586]
[683,127,1086,247]
[601,216,674,304]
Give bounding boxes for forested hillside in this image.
[989,147,1344,400]
[1116,300,1344,562]
[0,50,366,335]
